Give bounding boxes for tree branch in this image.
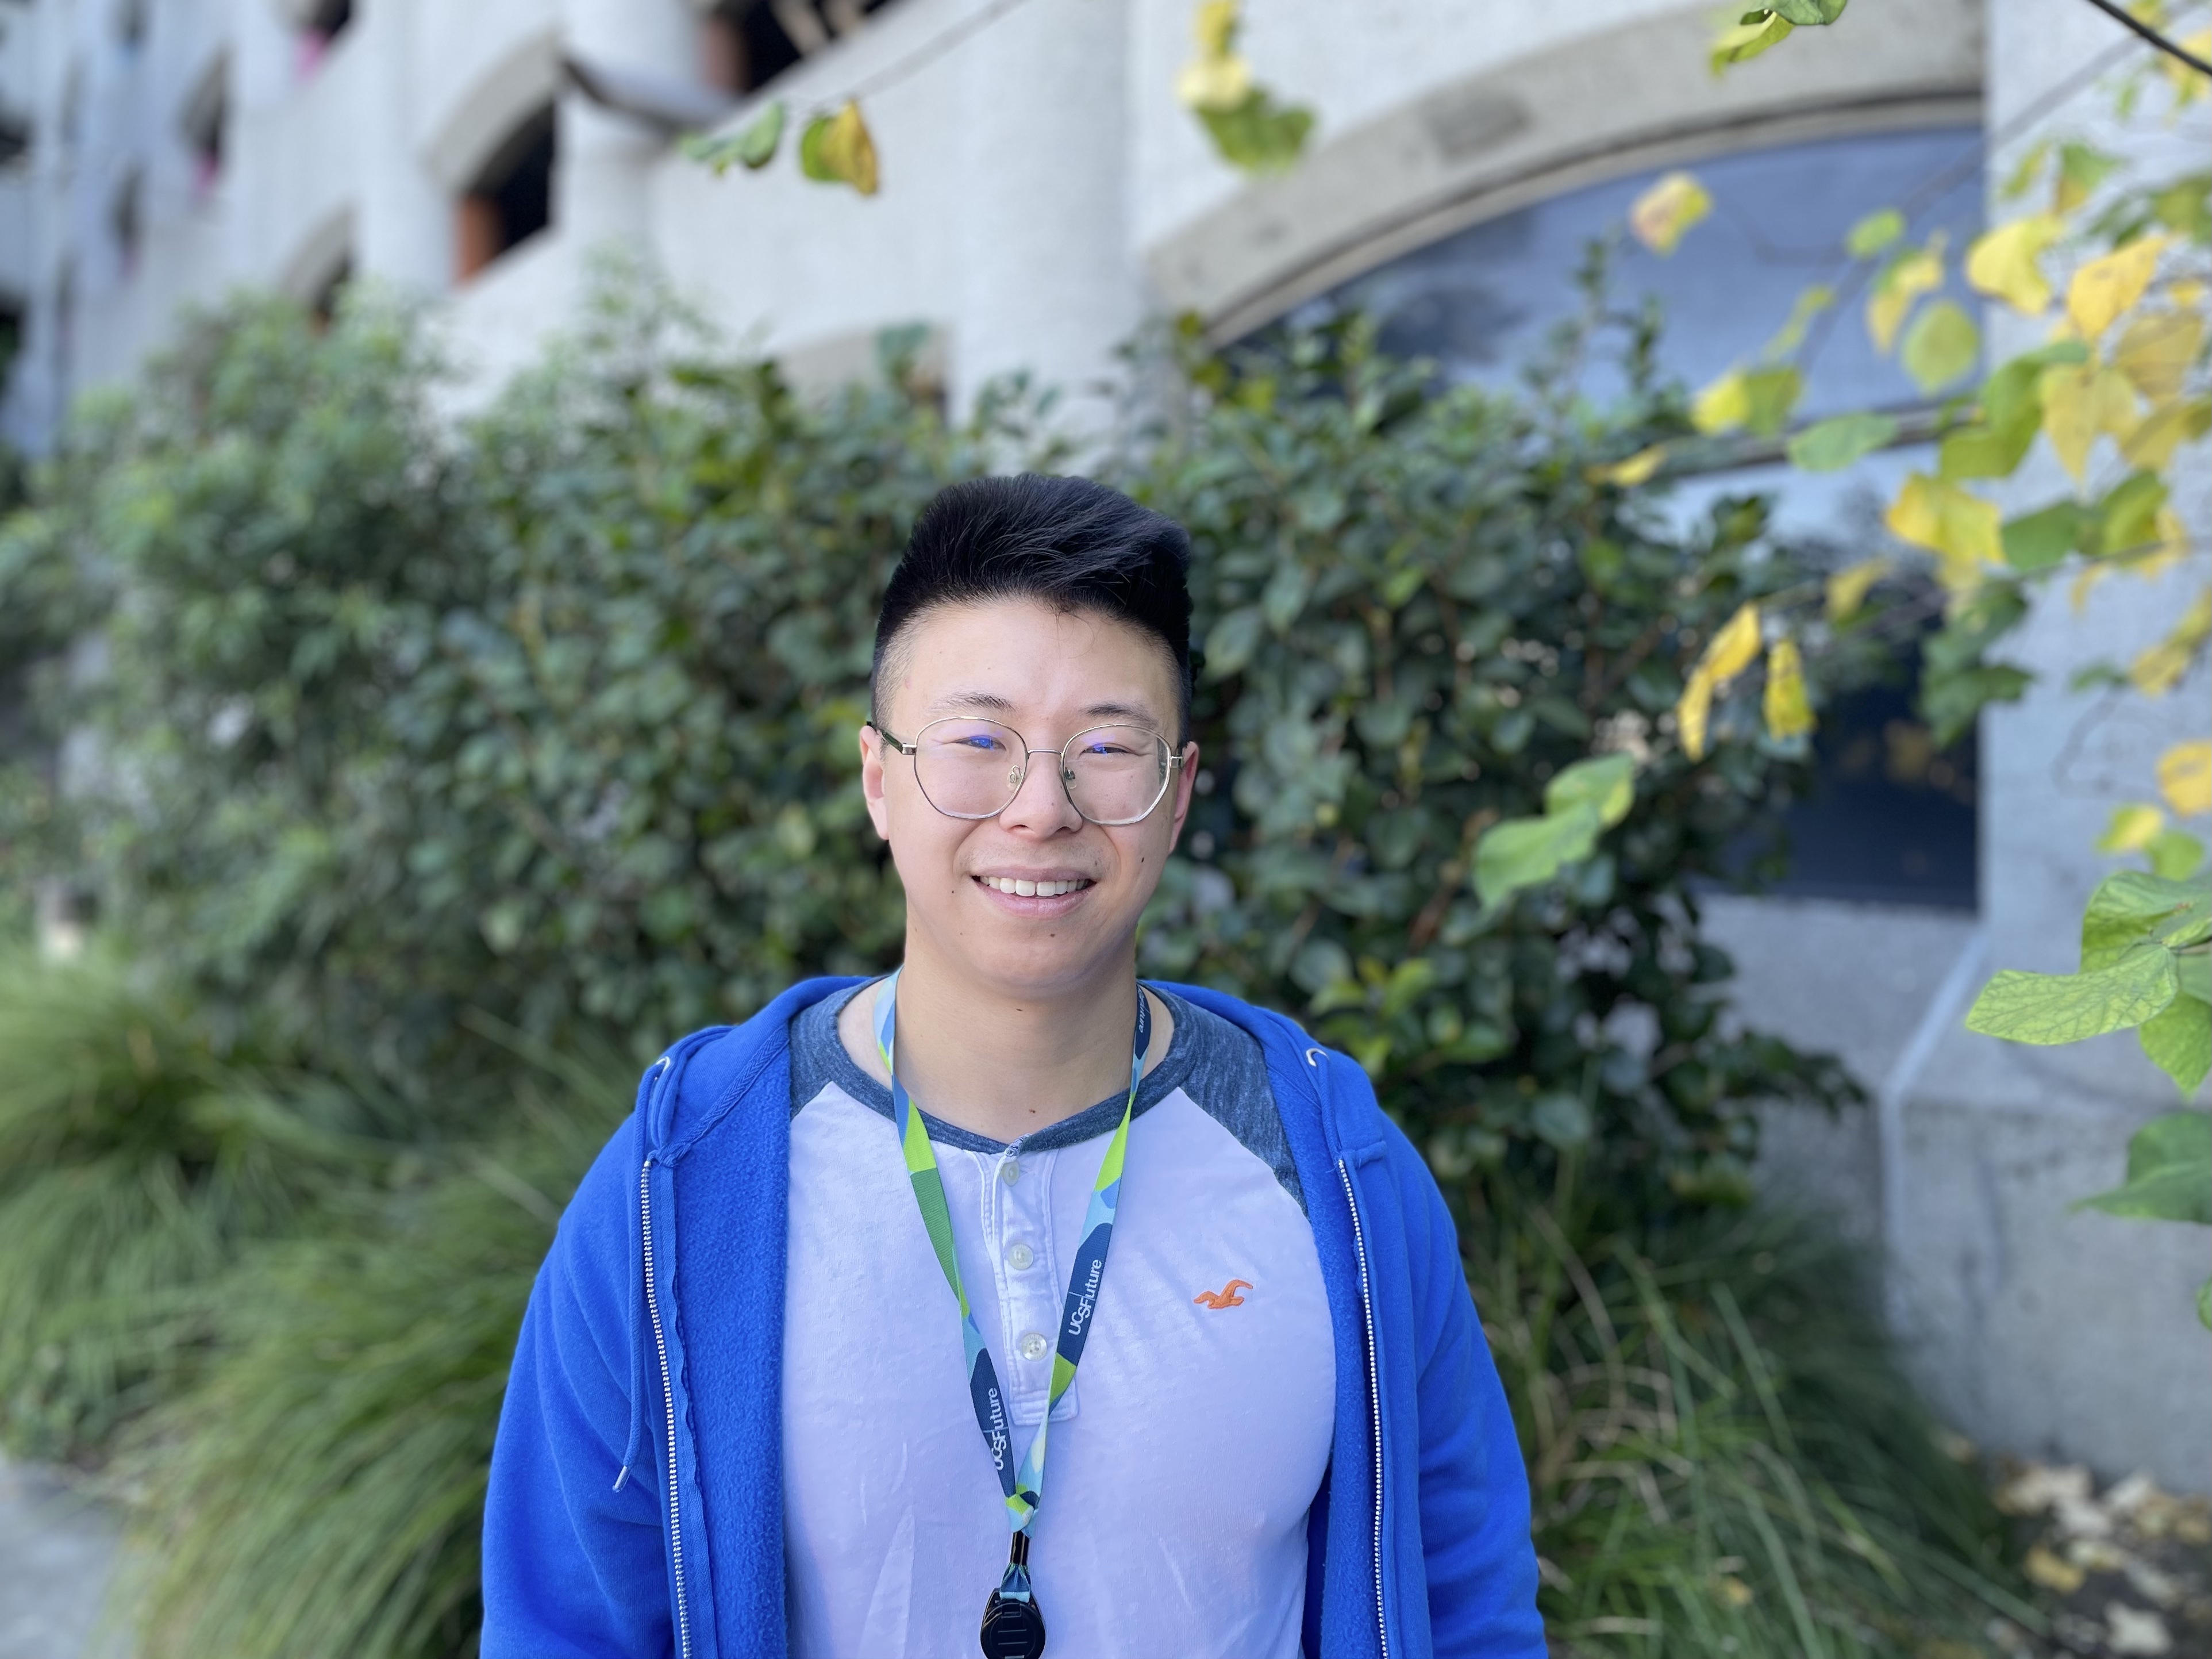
[2078,0,2212,78]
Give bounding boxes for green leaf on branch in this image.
[2140,990,2212,1093]
[682,101,787,174]
[1901,299,1980,394]
[1474,810,1601,909]
[1845,207,1905,259]
[1941,423,2034,481]
[1473,754,1637,908]
[1788,412,1896,472]
[1198,88,1315,174]
[2055,141,2121,213]
[2096,470,2168,558]
[2148,831,2207,882]
[1544,753,1636,827]
[1999,501,2089,571]
[1770,0,1848,21]
[2074,1110,2211,1222]
[1203,605,1264,678]
[1966,945,2179,1045]
[1711,10,1794,71]
[2082,870,2212,971]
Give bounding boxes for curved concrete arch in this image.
[1148,0,1983,341]
[417,25,563,194]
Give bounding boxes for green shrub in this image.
[0,948,382,1459]
[1474,1189,2033,1653]
[118,1049,632,1659]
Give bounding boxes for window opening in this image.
[111,170,143,276]
[455,105,556,283]
[182,57,228,195]
[1302,126,1988,910]
[0,109,29,169]
[296,0,353,78]
[699,0,901,96]
[116,0,147,50]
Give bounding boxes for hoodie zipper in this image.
[1336,1158,1389,1659]
[640,1156,694,1659]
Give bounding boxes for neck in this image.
[866,933,1152,1143]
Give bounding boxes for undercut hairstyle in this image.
[871,475,1195,740]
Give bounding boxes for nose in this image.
[998,745,1084,836]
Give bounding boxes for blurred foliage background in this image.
[0,273,2037,1656]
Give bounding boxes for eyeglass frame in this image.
[866,716,1188,827]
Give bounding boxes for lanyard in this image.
[872,969,1148,1618]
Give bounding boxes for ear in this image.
[1165,741,1200,850]
[860,723,892,841]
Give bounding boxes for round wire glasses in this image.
[870,717,1182,826]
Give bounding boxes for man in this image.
[482,475,1544,1658]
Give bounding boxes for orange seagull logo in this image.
[1192,1278,1251,1309]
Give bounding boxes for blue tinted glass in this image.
[1306,129,1986,911]
[1321,128,1984,421]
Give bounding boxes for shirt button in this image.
[999,1157,1022,1185]
[1007,1241,1036,1271]
[1018,1331,1050,1361]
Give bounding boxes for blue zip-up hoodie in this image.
[482,977,1545,1658]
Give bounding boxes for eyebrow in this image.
[920,692,1164,727]
[925,690,1019,716]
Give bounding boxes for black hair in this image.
[871,474,1195,739]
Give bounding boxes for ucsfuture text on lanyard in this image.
[872,969,1149,1659]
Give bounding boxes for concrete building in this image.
[0,0,2203,1490]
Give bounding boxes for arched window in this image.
[698,0,904,97]
[455,106,556,283]
[1310,127,1986,909]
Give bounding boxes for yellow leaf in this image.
[2026,1544,2086,1595]
[1175,52,1253,110]
[1702,602,1764,685]
[1588,444,1668,487]
[1176,2,1253,109]
[1194,0,1238,56]
[2098,802,2167,854]
[1885,474,2001,588]
[2122,396,2209,471]
[2067,235,2168,341]
[1691,368,1750,435]
[2038,363,2140,482]
[1965,214,2064,314]
[1826,556,1888,621]
[1677,669,1717,763]
[1763,283,1834,358]
[1763,639,1814,740]
[1867,241,1945,354]
[2128,587,2212,698]
[1630,172,1713,256]
[2113,309,2204,404]
[801,101,879,195]
[2160,741,2212,817]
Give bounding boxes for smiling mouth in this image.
[974,876,1095,898]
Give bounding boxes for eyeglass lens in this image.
[911,719,1171,824]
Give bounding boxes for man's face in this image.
[861,598,1198,999]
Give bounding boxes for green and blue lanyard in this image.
[872,970,1147,1627]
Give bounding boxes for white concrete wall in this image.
[0,0,2202,1489]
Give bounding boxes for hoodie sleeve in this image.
[482,1125,675,1659]
[1383,1117,1548,1658]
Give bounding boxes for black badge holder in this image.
[978,1532,1048,1658]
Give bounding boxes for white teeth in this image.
[1014,880,1037,896]
[985,877,1088,896]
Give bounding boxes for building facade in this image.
[0,0,2204,1489]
